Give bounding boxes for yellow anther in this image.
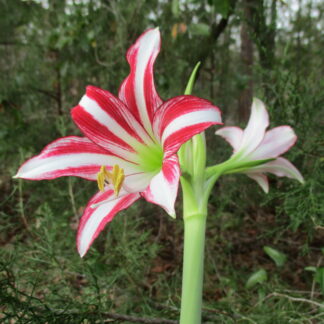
[97,173,104,191]
[96,165,125,196]
[97,166,107,192]
[112,165,125,196]
[102,165,113,182]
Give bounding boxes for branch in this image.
[100,312,177,324]
[30,87,58,101]
[1,278,177,324]
[263,292,324,309]
[46,308,178,324]
[196,0,238,64]
[0,41,27,46]
[210,16,230,42]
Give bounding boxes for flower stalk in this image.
[179,62,210,324]
[180,212,207,324]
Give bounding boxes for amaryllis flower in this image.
[215,98,304,193]
[14,28,222,257]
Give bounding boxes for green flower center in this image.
[136,142,164,173]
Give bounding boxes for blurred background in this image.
[0,0,323,323]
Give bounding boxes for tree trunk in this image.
[248,0,277,71]
[193,0,238,66]
[238,0,254,122]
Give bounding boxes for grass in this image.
[1,170,323,323]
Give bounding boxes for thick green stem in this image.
[180,213,207,324]
[178,61,208,324]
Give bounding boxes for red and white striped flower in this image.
[15,28,222,257]
[215,98,304,193]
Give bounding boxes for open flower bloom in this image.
[14,28,222,257]
[215,98,304,193]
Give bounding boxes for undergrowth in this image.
[1,1,323,323]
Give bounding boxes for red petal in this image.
[14,136,139,181]
[118,28,162,135]
[142,154,180,217]
[77,190,140,257]
[153,95,222,157]
[72,86,153,162]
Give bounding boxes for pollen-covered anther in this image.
[96,165,124,196]
[111,164,125,196]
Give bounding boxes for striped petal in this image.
[250,157,304,184]
[249,126,297,160]
[153,95,222,157]
[77,190,140,257]
[246,172,269,193]
[123,172,154,193]
[118,28,162,136]
[141,154,180,218]
[239,98,269,159]
[14,136,139,181]
[215,126,243,153]
[72,86,153,162]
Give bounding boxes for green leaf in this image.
[189,23,210,36]
[315,267,324,294]
[184,62,201,95]
[246,269,268,289]
[263,246,287,267]
[304,266,317,272]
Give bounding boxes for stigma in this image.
[96,165,125,196]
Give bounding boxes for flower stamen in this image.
[97,165,125,196]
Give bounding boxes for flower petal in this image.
[77,190,140,257]
[250,157,304,183]
[249,126,297,160]
[239,98,269,159]
[215,126,243,153]
[118,28,162,135]
[14,136,140,180]
[246,172,269,193]
[72,86,153,162]
[141,154,180,217]
[123,172,154,193]
[153,95,222,157]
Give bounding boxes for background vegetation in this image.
[0,0,323,323]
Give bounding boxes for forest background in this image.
[0,0,323,323]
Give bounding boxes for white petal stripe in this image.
[239,98,269,159]
[134,28,160,134]
[15,153,140,180]
[249,126,297,160]
[246,173,269,193]
[142,155,180,217]
[78,192,140,257]
[215,127,244,153]
[161,109,221,145]
[250,157,304,183]
[123,172,154,193]
[79,95,143,150]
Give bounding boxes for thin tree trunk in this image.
[194,0,238,66]
[56,64,63,116]
[248,0,277,71]
[238,0,254,121]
